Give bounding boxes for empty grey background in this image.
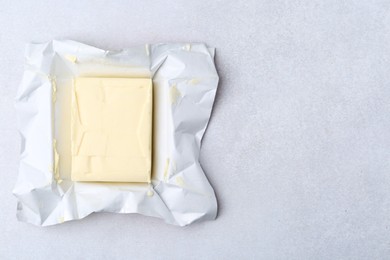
[1,0,390,259]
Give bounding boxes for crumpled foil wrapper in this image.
[14,40,219,226]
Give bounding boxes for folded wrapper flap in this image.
[14,40,219,226]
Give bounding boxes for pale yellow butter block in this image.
[71,77,152,182]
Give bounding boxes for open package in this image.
[14,40,219,226]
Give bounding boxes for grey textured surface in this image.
[1,0,390,259]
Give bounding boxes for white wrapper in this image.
[14,40,219,226]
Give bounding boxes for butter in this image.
[71,78,152,182]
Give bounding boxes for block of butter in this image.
[71,77,152,182]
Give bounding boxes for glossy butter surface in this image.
[71,77,152,182]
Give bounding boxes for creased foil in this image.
[14,40,219,226]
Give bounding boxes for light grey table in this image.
[1,1,390,259]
